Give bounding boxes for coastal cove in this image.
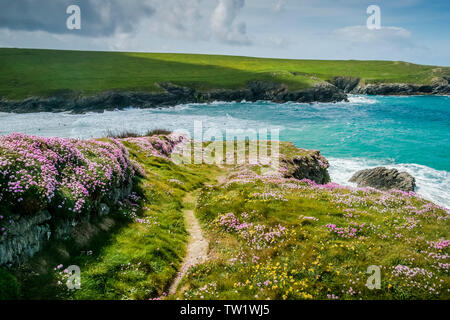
[0,95,448,209]
[2,0,450,304]
[1,48,450,113]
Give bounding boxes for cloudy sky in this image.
[0,0,449,66]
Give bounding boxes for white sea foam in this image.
[346,95,378,104]
[0,101,448,209]
[286,95,378,107]
[0,107,278,139]
[328,157,450,209]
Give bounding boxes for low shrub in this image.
[0,268,20,300]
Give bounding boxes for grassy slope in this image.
[6,137,223,300]
[176,168,449,300]
[1,48,449,100]
[1,138,449,300]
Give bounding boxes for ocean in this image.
[0,95,449,208]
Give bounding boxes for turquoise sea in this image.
[0,95,449,208]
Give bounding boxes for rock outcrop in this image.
[0,185,131,267]
[0,81,347,114]
[351,83,450,95]
[0,211,51,266]
[332,76,450,95]
[2,75,449,114]
[332,76,361,93]
[349,167,416,192]
[281,144,331,184]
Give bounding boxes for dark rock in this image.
[351,80,450,95]
[281,147,331,184]
[333,76,360,93]
[0,81,347,114]
[248,81,288,100]
[349,167,416,192]
[2,75,449,114]
[0,211,51,266]
[0,181,133,267]
[282,82,348,103]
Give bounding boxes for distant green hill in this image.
[0,48,449,100]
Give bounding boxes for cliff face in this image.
[0,81,347,114]
[352,83,450,95]
[278,142,331,184]
[333,76,450,95]
[0,133,183,266]
[0,187,131,266]
[1,74,448,114]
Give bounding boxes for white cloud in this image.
[0,0,155,37]
[211,0,250,45]
[1,0,448,66]
[147,0,207,40]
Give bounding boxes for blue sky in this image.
[0,0,449,65]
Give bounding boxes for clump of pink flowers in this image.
[0,133,136,216]
[428,239,450,250]
[325,222,365,238]
[327,293,339,300]
[216,212,290,250]
[123,134,185,159]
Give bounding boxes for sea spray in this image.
[328,157,450,209]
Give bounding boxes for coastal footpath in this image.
[0,133,448,300]
[1,48,449,113]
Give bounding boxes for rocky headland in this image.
[0,81,346,114]
[332,76,450,95]
[1,76,449,114]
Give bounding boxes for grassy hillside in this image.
[0,134,448,300]
[1,48,449,100]
[0,133,223,299]
[178,169,449,300]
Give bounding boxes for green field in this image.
[1,48,449,100]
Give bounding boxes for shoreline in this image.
[0,93,448,115]
[327,156,450,210]
[0,94,448,209]
[1,80,449,114]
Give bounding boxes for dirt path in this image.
[168,194,209,295]
[167,172,229,296]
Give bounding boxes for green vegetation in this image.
[176,166,450,300]
[0,268,20,300]
[1,135,448,300]
[1,48,449,100]
[5,134,223,299]
[67,144,221,300]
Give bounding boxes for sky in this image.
[0,0,449,66]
